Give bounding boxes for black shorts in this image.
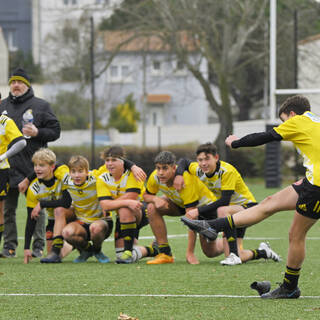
[0,169,9,200]
[114,202,149,241]
[77,218,113,240]
[293,178,320,219]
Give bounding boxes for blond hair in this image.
[68,155,89,171]
[32,148,56,165]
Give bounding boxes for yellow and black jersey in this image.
[274,111,320,186]
[62,172,105,223]
[96,168,145,200]
[146,170,216,209]
[187,160,256,206]
[26,165,69,219]
[0,114,24,169]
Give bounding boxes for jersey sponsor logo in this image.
[298,204,307,212]
[32,182,41,194]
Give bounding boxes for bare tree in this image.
[99,0,268,158]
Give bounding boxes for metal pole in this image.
[269,0,276,122]
[142,53,146,147]
[90,16,96,168]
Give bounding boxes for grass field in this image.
[1,180,320,319]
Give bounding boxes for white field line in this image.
[0,292,319,299]
[17,235,320,241]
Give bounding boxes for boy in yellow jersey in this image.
[182,95,318,299]
[55,156,113,263]
[97,146,155,264]
[176,143,280,266]
[24,148,71,263]
[0,99,26,247]
[144,150,226,265]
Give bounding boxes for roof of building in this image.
[101,30,198,52]
[298,33,320,45]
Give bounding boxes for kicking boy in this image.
[24,148,71,263]
[182,95,318,299]
[175,143,280,265]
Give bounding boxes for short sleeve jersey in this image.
[0,114,23,169]
[146,170,217,209]
[26,165,69,218]
[274,111,320,186]
[96,168,145,200]
[62,170,104,223]
[187,160,256,206]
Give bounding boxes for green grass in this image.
[1,181,320,319]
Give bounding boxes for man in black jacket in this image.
[0,68,61,258]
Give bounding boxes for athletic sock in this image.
[51,235,64,255]
[250,249,267,260]
[158,243,172,256]
[224,229,238,256]
[283,266,301,290]
[0,223,3,243]
[208,216,235,233]
[145,244,159,257]
[120,221,137,252]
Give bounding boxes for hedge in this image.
[50,143,304,179]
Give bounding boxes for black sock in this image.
[158,243,172,256]
[250,249,266,260]
[0,223,3,243]
[208,216,235,233]
[224,229,238,256]
[283,266,300,290]
[120,221,136,252]
[51,236,63,255]
[145,244,159,257]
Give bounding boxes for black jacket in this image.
[0,88,61,187]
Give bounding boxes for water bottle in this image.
[22,109,33,139]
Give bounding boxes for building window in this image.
[151,60,163,76]
[5,29,18,52]
[108,63,132,83]
[110,66,118,78]
[173,60,187,76]
[63,0,78,5]
[96,0,109,4]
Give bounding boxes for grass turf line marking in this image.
[0,293,319,299]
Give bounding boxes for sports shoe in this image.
[1,248,17,258]
[261,284,301,299]
[250,281,271,296]
[116,250,135,264]
[32,248,43,258]
[180,217,217,241]
[220,253,242,266]
[73,250,93,263]
[259,242,281,262]
[40,252,62,263]
[94,251,110,263]
[146,253,174,265]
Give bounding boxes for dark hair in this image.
[154,151,176,165]
[196,142,218,156]
[278,95,310,117]
[100,145,125,160]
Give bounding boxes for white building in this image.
[32,0,122,69]
[298,34,320,114]
[0,27,8,84]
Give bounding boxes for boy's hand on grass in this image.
[24,249,32,264]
